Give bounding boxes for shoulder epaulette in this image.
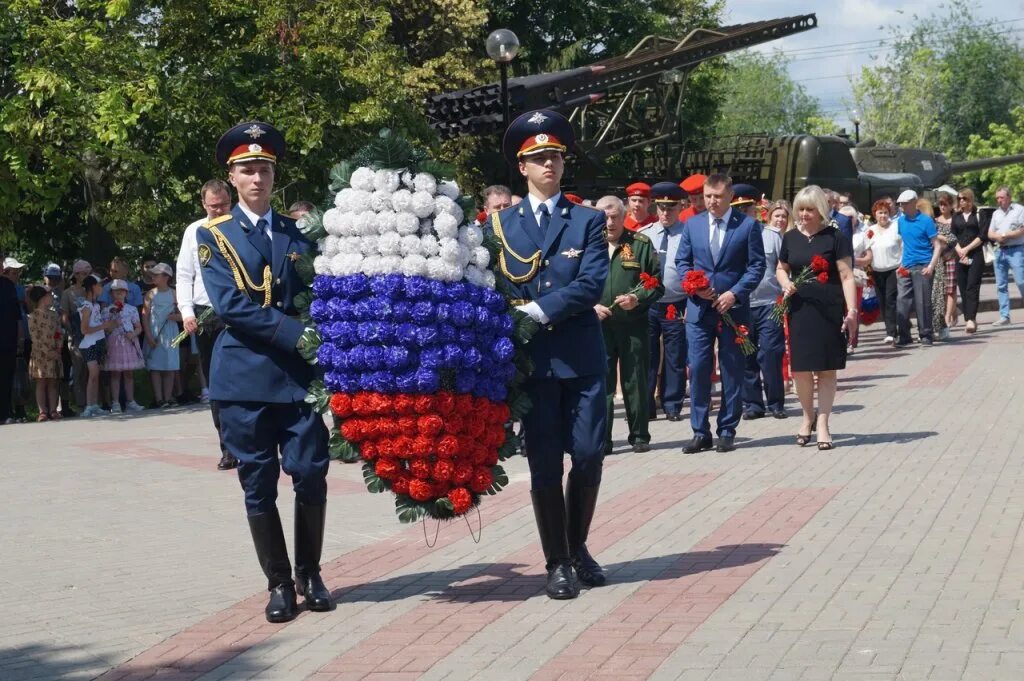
[632,233,651,244]
[202,214,233,230]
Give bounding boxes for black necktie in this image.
[256,218,271,256]
[538,203,550,233]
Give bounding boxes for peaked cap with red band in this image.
[679,173,707,195]
[564,192,584,205]
[502,109,575,165]
[216,121,287,167]
[625,182,652,199]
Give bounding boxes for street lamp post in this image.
[851,110,862,144]
[485,29,520,134]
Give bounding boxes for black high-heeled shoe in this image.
[797,412,818,447]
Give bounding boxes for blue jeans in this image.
[995,245,1024,320]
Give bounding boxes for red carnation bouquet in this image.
[897,266,910,278]
[609,271,660,310]
[682,270,755,356]
[770,254,830,323]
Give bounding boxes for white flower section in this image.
[458,224,484,248]
[401,171,414,189]
[434,195,458,217]
[373,169,401,193]
[353,212,377,236]
[439,238,460,264]
[433,213,459,240]
[313,255,331,275]
[323,208,343,236]
[378,232,401,256]
[359,235,380,256]
[471,246,490,269]
[375,210,397,235]
[419,234,440,257]
[411,191,435,218]
[437,180,459,200]
[349,167,375,192]
[400,254,428,276]
[399,234,422,257]
[323,235,340,257]
[413,173,437,195]
[395,212,419,236]
[391,189,413,213]
[370,190,392,213]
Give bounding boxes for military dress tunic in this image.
[489,195,609,489]
[599,231,663,450]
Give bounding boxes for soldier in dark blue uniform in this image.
[490,110,609,600]
[196,122,332,623]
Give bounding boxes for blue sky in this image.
[723,0,1017,128]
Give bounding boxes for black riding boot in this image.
[531,487,580,600]
[565,475,606,587]
[247,509,298,623]
[294,501,334,612]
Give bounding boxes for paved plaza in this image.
[2,307,1023,681]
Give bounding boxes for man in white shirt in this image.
[176,179,234,469]
[988,186,1024,325]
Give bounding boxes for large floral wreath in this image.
[292,131,535,523]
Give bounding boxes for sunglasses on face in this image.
[958,196,969,201]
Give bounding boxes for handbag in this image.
[983,243,996,265]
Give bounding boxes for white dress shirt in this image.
[708,208,733,262]
[175,217,211,320]
[238,205,274,241]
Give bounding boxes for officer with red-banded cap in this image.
[196,121,333,623]
[678,173,708,222]
[624,182,656,231]
[489,109,609,600]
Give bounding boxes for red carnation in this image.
[408,479,434,502]
[411,435,434,458]
[340,419,365,442]
[433,460,455,482]
[375,458,401,481]
[376,438,396,458]
[469,466,494,494]
[666,304,678,321]
[360,441,378,461]
[417,414,444,437]
[352,393,373,415]
[393,394,416,414]
[413,394,434,414]
[369,393,391,414]
[736,324,749,336]
[329,393,352,417]
[775,295,784,305]
[816,272,829,284]
[483,449,499,466]
[410,459,432,480]
[897,266,910,278]
[867,230,875,238]
[453,461,473,484]
[436,434,459,458]
[398,415,417,432]
[492,402,511,423]
[393,435,415,459]
[734,336,746,345]
[465,417,485,439]
[434,392,456,415]
[810,255,829,273]
[682,270,711,297]
[638,272,660,290]
[392,474,412,495]
[448,487,472,515]
[444,413,465,435]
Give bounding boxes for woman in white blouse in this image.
[864,198,902,345]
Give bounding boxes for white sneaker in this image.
[884,335,894,345]
[992,317,1011,327]
[110,403,122,415]
[125,401,145,413]
[81,405,98,418]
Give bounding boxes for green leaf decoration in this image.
[295,252,316,286]
[417,158,456,180]
[297,208,327,242]
[482,232,501,267]
[457,194,476,216]
[509,391,531,421]
[294,290,313,324]
[303,379,330,414]
[298,328,322,365]
[351,128,416,170]
[498,435,519,461]
[485,465,509,495]
[514,312,540,345]
[435,497,454,512]
[513,350,534,381]
[396,495,429,524]
[328,160,355,193]
[362,462,386,494]
[328,432,361,462]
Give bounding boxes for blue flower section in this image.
[313,273,516,399]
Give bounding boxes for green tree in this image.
[962,106,1024,203]
[713,51,832,137]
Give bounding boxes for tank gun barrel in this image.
[946,153,1024,176]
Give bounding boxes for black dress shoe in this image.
[566,477,606,588]
[632,442,651,453]
[771,409,788,419]
[532,488,580,600]
[742,410,765,420]
[295,502,335,612]
[296,574,333,612]
[716,436,736,452]
[666,413,682,422]
[217,452,238,470]
[683,436,713,454]
[265,584,298,623]
[546,561,581,599]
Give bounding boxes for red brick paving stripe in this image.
[80,440,365,495]
[904,344,984,388]
[311,473,718,680]
[531,487,839,681]
[96,457,634,680]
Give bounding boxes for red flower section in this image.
[897,266,911,278]
[448,487,472,514]
[816,272,829,284]
[409,479,434,502]
[665,304,678,321]
[867,230,875,238]
[810,255,829,273]
[682,269,711,296]
[638,272,660,290]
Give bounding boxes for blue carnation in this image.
[331,321,357,346]
[491,337,515,362]
[482,288,506,313]
[455,370,477,393]
[463,283,483,305]
[436,323,457,344]
[312,275,332,299]
[428,279,448,300]
[420,347,444,370]
[498,314,514,335]
[403,276,431,300]
[370,273,405,299]
[316,343,335,368]
[415,324,439,347]
[415,368,440,393]
[395,322,420,347]
[384,345,412,369]
[341,273,371,298]
[457,328,476,346]
[450,301,475,327]
[391,301,412,322]
[462,346,483,369]
[357,321,389,343]
[363,345,384,369]
[411,301,435,324]
[443,281,466,302]
[434,302,451,323]
[309,299,329,323]
[326,297,347,321]
[395,370,418,392]
[442,343,463,368]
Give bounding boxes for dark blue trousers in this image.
[523,374,606,489]
[647,302,687,417]
[219,401,330,515]
[742,305,786,414]
[687,310,746,439]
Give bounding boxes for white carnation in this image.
[323,236,340,257]
[359,235,380,255]
[433,213,459,240]
[437,180,460,200]
[338,236,361,255]
[400,254,428,277]
[345,253,366,277]
[464,265,484,287]
[439,238,460,264]
[361,255,384,277]
[313,255,331,275]
[380,255,403,274]
[449,203,464,226]
[395,212,420,236]
[323,208,343,236]
[333,188,353,210]
[391,189,413,213]
[349,167,376,192]
[348,189,373,214]
[378,231,401,256]
[458,243,473,268]
[458,224,484,248]
[399,234,422,257]
[370,190,392,213]
[425,257,448,280]
[434,195,458,217]
[401,171,415,189]
[352,212,377,236]
[374,169,401,193]
[481,269,496,288]
[472,246,490,269]
[419,234,440,257]
[375,210,398,235]
[413,173,437,195]
[335,212,356,236]
[411,191,435,218]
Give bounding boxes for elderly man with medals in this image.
[488,110,610,600]
[196,122,333,623]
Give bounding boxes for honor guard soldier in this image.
[638,182,689,422]
[197,121,333,623]
[594,196,663,454]
[490,109,609,600]
[624,182,657,231]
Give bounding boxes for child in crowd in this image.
[143,263,181,408]
[104,279,145,414]
[78,275,118,417]
[27,286,63,421]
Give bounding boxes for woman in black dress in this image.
[777,185,859,450]
[951,188,985,334]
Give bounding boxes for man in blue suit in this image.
[490,109,609,600]
[196,121,332,623]
[827,189,854,244]
[676,174,766,453]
